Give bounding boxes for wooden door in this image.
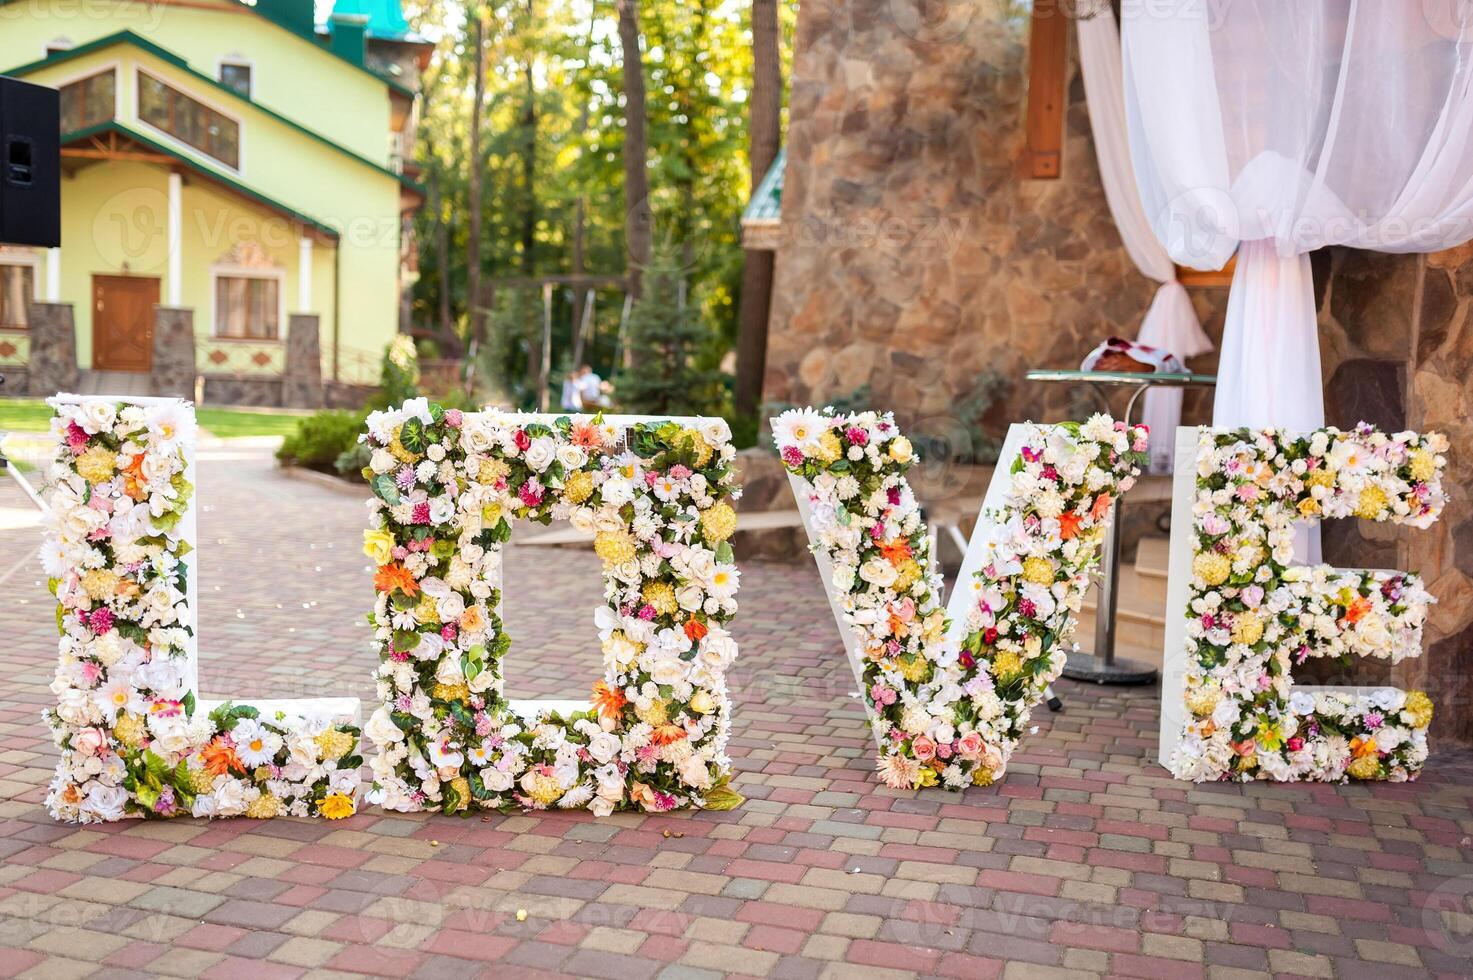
[92,275,158,372]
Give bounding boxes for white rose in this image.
[557,444,588,470]
[587,731,621,764]
[364,707,405,745]
[859,557,899,588]
[525,437,557,473]
[482,766,515,792]
[650,657,687,686]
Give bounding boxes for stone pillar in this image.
[282,313,324,408]
[151,307,197,399]
[25,301,79,396]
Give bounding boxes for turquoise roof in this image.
[742,147,785,223]
[326,0,414,40]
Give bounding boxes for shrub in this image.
[276,410,367,476]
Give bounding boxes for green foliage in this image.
[378,335,421,407]
[276,410,369,476]
[614,251,727,417]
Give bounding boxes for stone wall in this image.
[282,314,325,409]
[765,1,1229,438]
[25,303,79,396]
[151,308,197,400]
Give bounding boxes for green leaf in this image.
[393,629,422,651]
[371,474,402,506]
[702,780,745,812]
[715,541,734,564]
[400,417,428,454]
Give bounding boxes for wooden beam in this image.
[1019,0,1068,180]
[62,147,174,164]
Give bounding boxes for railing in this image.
[323,342,382,388]
[0,328,29,368]
[196,338,285,377]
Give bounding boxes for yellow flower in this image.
[1404,690,1434,729]
[1305,469,1335,490]
[680,429,714,467]
[594,529,638,566]
[991,650,1023,683]
[481,502,504,526]
[563,470,594,504]
[314,729,357,761]
[478,457,509,485]
[1021,556,1054,586]
[528,771,563,806]
[189,767,217,794]
[1408,448,1436,482]
[699,502,737,544]
[388,432,419,463]
[914,766,939,788]
[75,445,118,484]
[1230,614,1264,647]
[318,792,356,819]
[114,712,145,747]
[641,581,679,616]
[1185,684,1220,718]
[888,436,913,464]
[816,431,842,464]
[1354,485,1389,520]
[414,593,441,626]
[433,681,471,702]
[1298,497,1321,518]
[897,655,930,683]
[245,793,281,819]
[893,558,922,593]
[446,777,472,814]
[636,699,669,726]
[1346,754,1382,780]
[971,766,994,787]
[1193,552,1231,587]
[362,528,395,565]
[688,689,715,715]
[80,568,119,601]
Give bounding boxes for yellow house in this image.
[0,0,427,404]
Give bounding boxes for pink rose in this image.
[912,735,937,761]
[73,727,108,757]
[956,731,984,760]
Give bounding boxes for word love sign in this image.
[1159,425,1447,783]
[775,408,1148,790]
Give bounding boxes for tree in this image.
[467,6,489,345]
[616,0,652,304]
[734,0,782,419]
[615,250,726,416]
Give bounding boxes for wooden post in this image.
[538,282,553,412]
[1019,0,1068,179]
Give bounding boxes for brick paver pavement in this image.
[2,442,1472,979]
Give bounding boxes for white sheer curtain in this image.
[1076,10,1213,473]
[1121,0,1473,435]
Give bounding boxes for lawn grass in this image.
[0,399,310,438]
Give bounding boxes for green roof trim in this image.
[5,31,424,197]
[327,0,413,40]
[60,120,341,239]
[742,146,785,224]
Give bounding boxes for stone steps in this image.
[76,370,155,397]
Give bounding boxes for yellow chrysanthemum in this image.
[314,729,357,761]
[1193,552,1231,587]
[641,581,679,616]
[318,792,356,819]
[80,568,119,601]
[478,458,509,485]
[991,650,1023,683]
[699,502,737,544]
[446,777,472,814]
[1185,684,1220,718]
[971,766,994,787]
[681,429,714,467]
[432,681,471,702]
[897,655,930,683]
[563,470,594,504]
[594,529,638,566]
[528,771,563,806]
[1354,485,1389,520]
[1021,556,1054,586]
[1305,469,1336,490]
[636,699,669,726]
[75,445,118,484]
[113,712,146,747]
[388,432,419,463]
[893,558,922,593]
[1230,614,1264,647]
[815,431,843,464]
[414,593,441,626]
[1346,754,1382,780]
[188,767,217,794]
[1404,690,1434,729]
[1408,449,1436,482]
[245,793,281,819]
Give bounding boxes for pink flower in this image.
[638,604,657,620]
[912,735,937,761]
[518,479,544,507]
[669,464,692,480]
[514,429,531,451]
[846,427,868,446]
[957,731,984,759]
[88,608,114,633]
[411,501,432,524]
[444,409,463,428]
[440,623,458,641]
[65,421,90,452]
[780,446,804,467]
[870,684,897,707]
[1286,737,1305,752]
[935,743,953,760]
[73,727,108,757]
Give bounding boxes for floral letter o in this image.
[1160,425,1447,783]
[776,409,1147,790]
[361,403,742,815]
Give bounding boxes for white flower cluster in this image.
[361,402,742,815]
[43,397,360,823]
[776,409,1146,790]
[1172,425,1446,784]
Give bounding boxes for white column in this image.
[166,171,182,307]
[46,247,60,302]
[297,236,313,312]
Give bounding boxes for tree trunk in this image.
[616,0,651,301]
[520,0,537,278]
[427,168,463,358]
[570,198,588,366]
[734,0,782,419]
[467,8,488,345]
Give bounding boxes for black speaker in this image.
[0,74,60,248]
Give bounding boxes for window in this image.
[219,62,252,98]
[58,69,115,133]
[214,274,279,339]
[1,263,35,330]
[137,71,240,169]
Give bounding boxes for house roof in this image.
[4,31,424,198]
[61,121,341,241]
[740,147,784,250]
[324,0,423,41]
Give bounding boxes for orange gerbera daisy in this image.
[880,538,912,567]
[374,562,419,597]
[200,736,243,776]
[684,617,709,642]
[591,680,627,723]
[651,724,688,746]
[1344,595,1372,625]
[571,423,603,448]
[1057,510,1083,540]
[1090,494,1113,521]
[121,452,148,500]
